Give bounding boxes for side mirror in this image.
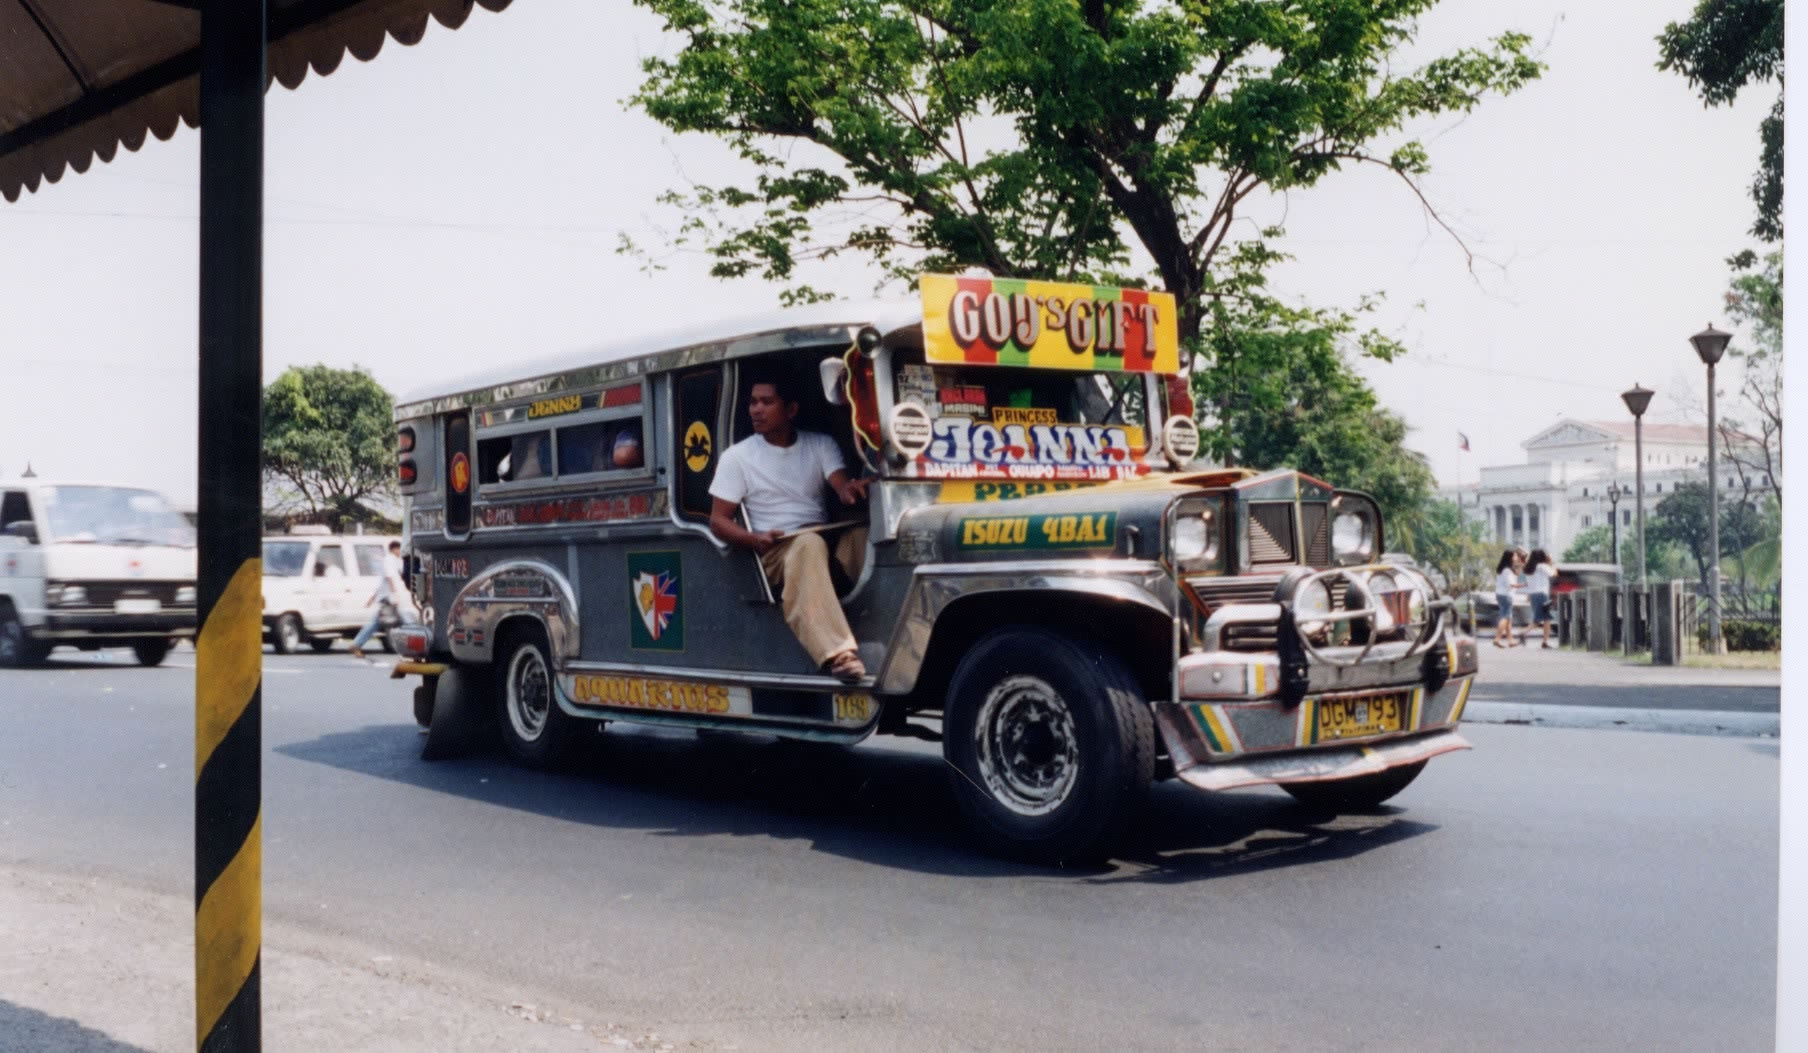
[3,521,38,544]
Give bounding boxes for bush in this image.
[1698,619,1780,652]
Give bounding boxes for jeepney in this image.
[389,275,1477,861]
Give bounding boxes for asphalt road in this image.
[0,648,1781,1052]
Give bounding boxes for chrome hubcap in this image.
[973,675,1079,816]
[507,646,551,742]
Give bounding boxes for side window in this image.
[472,382,648,491]
[314,544,346,578]
[675,366,723,522]
[1,491,32,539]
[353,544,386,577]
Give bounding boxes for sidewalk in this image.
[0,866,702,1053]
[1473,635,1782,689]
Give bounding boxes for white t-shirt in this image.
[1527,563,1554,596]
[1496,567,1518,596]
[709,431,846,533]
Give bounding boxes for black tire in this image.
[413,677,438,728]
[308,636,337,654]
[494,624,579,769]
[272,613,302,655]
[420,666,490,760]
[0,604,49,668]
[1283,760,1427,813]
[943,627,1154,864]
[132,638,172,667]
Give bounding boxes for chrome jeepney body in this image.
[391,276,1475,859]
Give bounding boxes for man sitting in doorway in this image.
[709,372,870,682]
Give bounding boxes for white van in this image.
[0,480,197,666]
[261,531,401,653]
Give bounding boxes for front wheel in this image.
[0,605,48,668]
[271,613,302,655]
[132,638,172,667]
[1282,760,1426,813]
[495,625,579,769]
[943,627,1153,864]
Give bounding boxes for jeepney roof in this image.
[394,299,921,420]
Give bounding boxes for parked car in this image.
[261,529,399,653]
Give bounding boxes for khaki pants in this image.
[759,526,868,667]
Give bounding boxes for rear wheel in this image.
[132,638,172,667]
[495,625,578,768]
[272,613,302,655]
[943,627,1153,864]
[1283,761,1426,813]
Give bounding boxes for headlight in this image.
[175,586,197,605]
[47,584,87,606]
[1365,570,1400,633]
[1169,499,1221,570]
[1294,578,1335,625]
[1332,509,1373,564]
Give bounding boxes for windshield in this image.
[39,486,196,547]
[263,540,312,577]
[891,356,1152,481]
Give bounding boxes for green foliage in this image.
[1190,273,1434,525]
[1563,523,1613,564]
[1400,499,1491,594]
[1658,0,1784,242]
[1720,250,1783,498]
[630,0,1541,337]
[1701,619,1778,652]
[1647,479,1765,593]
[262,366,398,529]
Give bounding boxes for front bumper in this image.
[37,610,197,639]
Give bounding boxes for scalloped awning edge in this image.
[0,0,515,203]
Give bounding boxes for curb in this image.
[1464,701,1780,738]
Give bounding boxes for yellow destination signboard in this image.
[921,273,1180,374]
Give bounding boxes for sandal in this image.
[824,650,866,683]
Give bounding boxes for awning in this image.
[0,0,512,202]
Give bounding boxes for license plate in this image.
[1316,691,1408,741]
[114,598,161,614]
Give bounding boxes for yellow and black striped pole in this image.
[195,2,265,1051]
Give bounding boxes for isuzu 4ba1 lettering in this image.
[387,275,1477,861]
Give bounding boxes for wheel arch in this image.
[445,559,580,669]
[897,589,1172,713]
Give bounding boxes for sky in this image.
[0,0,1776,507]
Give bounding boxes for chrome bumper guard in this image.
[1163,724,1471,792]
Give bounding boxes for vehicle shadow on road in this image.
[0,1001,158,1053]
[277,723,1435,881]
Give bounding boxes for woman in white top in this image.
[1523,549,1557,649]
[1493,549,1525,648]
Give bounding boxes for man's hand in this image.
[750,529,784,555]
[831,472,871,505]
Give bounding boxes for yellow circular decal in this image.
[683,420,713,473]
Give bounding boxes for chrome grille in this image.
[1247,503,1295,564]
[1187,576,1282,652]
[1301,502,1330,566]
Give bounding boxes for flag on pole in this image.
[1458,432,1471,452]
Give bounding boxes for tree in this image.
[629,0,1527,501]
[1720,249,1782,499]
[631,0,1540,340]
[1658,0,1784,242]
[262,365,399,530]
[1403,499,1491,595]
[1647,479,1764,594]
[1191,277,1435,525]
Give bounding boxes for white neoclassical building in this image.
[1440,419,1755,557]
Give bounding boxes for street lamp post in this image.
[1606,480,1622,567]
[1621,385,1654,590]
[1690,324,1731,656]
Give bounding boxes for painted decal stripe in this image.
[1449,678,1474,723]
[196,816,262,1048]
[196,559,262,774]
[1192,704,1237,754]
[1411,687,1425,729]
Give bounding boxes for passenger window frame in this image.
[471,380,654,496]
